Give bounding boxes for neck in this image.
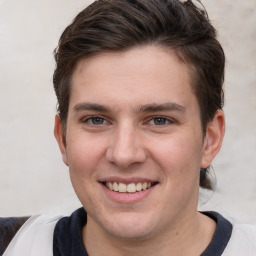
[83,211,216,256]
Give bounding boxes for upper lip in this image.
[98,176,158,184]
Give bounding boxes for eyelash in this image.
[147,116,175,126]
[81,116,109,125]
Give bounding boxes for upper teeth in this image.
[106,182,152,193]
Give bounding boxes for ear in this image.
[201,110,225,168]
[54,115,69,166]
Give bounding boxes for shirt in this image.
[53,207,233,256]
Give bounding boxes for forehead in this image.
[70,45,197,111]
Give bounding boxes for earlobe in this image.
[54,115,69,166]
[201,110,225,168]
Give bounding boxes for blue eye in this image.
[148,116,174,126]
[153,117,168,125]
[90,117,105,124]
[82,116,107,125]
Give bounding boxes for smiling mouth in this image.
[103,181,157,193]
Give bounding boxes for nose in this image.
[106,123,147,169]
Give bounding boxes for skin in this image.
[55,45,225,256]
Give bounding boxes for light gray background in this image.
[0,0,255,222]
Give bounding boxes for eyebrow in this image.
[73,103,109,112]
[137,103,186,113]
[73,102,186,113]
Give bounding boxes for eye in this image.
[82,116,108,125]
[148,116,175,126]
[91,117,105,125]
[153,117,168,125]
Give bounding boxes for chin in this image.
[101,212,158,240]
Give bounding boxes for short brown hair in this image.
[53,0,225,189]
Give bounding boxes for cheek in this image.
[66,137,105,207]
[66,133,106,178]
[148,134,203,178]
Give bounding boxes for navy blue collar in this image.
[201,211,233,256]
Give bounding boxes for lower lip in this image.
[101,183,157,203]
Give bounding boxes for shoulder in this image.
[2,214,64,256]
[225,223,256,254]
[201,211,256,256]
[0,217,29,256]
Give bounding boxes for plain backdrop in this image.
[0,0,255,222]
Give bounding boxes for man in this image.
[1,0,256,255]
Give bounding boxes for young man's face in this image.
[55,45,223,240]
